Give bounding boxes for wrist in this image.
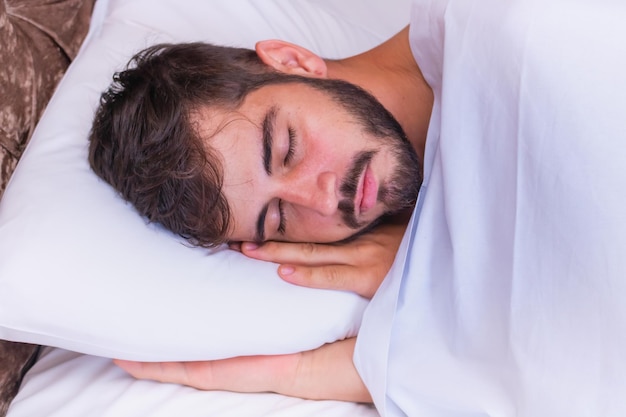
[288,339,372,403]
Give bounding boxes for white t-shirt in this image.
[354,0,626,415]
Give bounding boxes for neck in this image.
[325,27,432,162]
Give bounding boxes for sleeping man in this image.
[89,0,626,415]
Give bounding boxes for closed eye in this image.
[278,199,286,235]
[284,126,296,165]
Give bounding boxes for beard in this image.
[378,132,423,214]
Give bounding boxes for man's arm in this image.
[115,337,371,402]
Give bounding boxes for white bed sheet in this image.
[8,347,379,417]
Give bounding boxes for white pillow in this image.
[0,0,411,360]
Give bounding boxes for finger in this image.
[114,359,244,391]
[241,241,352,266]
[228,242,242,252]
[114,360,195,386]
[115,355,301,393]
[278,264,380,299]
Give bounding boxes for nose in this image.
[280,171,338,216]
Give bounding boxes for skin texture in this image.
[195,83,416,243]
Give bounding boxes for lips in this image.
[356,164,378,215]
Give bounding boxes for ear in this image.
[255,40,328,78]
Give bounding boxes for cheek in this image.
[290,210,352,242]
[305,125,356,158]
[301,142,352,176]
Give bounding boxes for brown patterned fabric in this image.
[0,343,40,416]
[0,0,94,197]
[0,0,95,414]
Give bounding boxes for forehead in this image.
[191,81,345,133]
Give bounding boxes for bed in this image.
[0,0,411,415]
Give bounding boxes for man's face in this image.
[194,82,420,243]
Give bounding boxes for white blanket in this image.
[355,0,626,415]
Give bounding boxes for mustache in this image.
[338,150,376,229]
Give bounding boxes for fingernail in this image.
[279,265,295,276]
[113,359,136,371]
[242,242,259,251]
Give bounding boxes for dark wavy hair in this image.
[89,42,407,247]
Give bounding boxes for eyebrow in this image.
[256,106,278,242]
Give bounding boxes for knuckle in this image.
[301,242,318,257]
[324,267,344,286]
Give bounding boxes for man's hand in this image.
[114,338,371,403]
[234,220,408,299]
